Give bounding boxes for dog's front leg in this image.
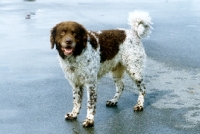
[83,84,97,127]
[65,86,83,120]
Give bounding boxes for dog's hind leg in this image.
[65,86,83,120]
[126,66,146,111]
[133,78,146,111]
[123,51,146,111]
[106,63,125,107]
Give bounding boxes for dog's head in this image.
[50,21,88,58]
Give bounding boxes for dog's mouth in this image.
[61,46,74,55]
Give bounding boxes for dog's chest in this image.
[62,61,89,81]
[59,52,100,85]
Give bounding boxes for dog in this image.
[50,10,152,127]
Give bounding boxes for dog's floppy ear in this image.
[50,26,56,49]
[79,24,88,47]
[50,23,61,49]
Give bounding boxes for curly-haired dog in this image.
[50,10,152,127]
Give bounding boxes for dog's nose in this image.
[66,38,72,44]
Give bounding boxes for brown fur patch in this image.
[88,32,98,50]
[98,30,126,62]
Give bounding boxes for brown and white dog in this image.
[50,10,152,127]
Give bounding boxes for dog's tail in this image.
[128,10,153,38]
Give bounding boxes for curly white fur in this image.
[128,10,153,38]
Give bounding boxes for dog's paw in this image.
[65,113,77,120]
[83,119,94,127]
[106,101,118,107]
[133,104,143,111]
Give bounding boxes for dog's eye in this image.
[72,31,76,36]
[60,31,65,36]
